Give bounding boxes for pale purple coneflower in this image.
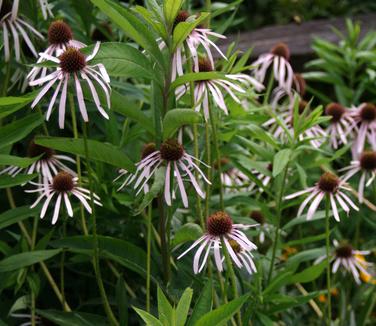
[285,172,358,222]
[250,211,273,244]
[38,0,53,20]
[29,43,111,129]
[0,140,75,181]
[263,100,326,148]
[28,20,86,82]
[270,73,306,110]
[349,103,376,155]
[251,42,294,92]
[325,103,354,149]
[27,171,102,224]
[0,0,44,61]
[114,142,156,193]
[315,240,372,285]
[163,11,227,80]
[340,151,376,203]
[117,139,210,208]
[176,58,264,120]
[178,211,258,274]
[214,158,252,193]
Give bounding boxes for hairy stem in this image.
[267,166,289,284]
[82,122,119,326]
[325,195,332,325]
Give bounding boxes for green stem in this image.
[222,238,241,324]
[31,212,39,326]
[146,205,152,312]
[208,105,224,210]
[82,122,119,326]
[60,220,67,311]
[205,0,211,27]
[267,166,289,284]
[325,195,332,326]
[69,95,88,236]
[36,106,49,136]
[6,188,71,311]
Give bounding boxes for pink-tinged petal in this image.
[85,68,111,108]
[223,237,242,268]
[332,258,341,273]
[46,78,63,120]
[179,161,205,199]
[3,22,10,61]
[64,193,73,217]
[31,77,58,108]
[51,193,62,224]
[198,243,211,273]
[348,260,360,284]
[58,75,68,128]
[177,235,207,259]
[8,21,20,61]
[193,239,210,274]
[30,193,46,209]
[297,190,319,217]
[37,52,60,63]
[40,193,54,218]
[72,190,92,213]
[284,187,315,200]
[213,240,223,271]
[14,21,37,57]
[334,193,349,215]
[306,192,324,220]
[174,162,188,208]
[164,162,171,206]
[337,192,358,211]
[29,71,59,87]
[86,41,100,62]
[330,194,340,222]
[74,74,88,122]
[11,0,19,21]
[358,172,366,203]
[81,71,109,119]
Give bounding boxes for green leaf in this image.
[0,114,43,150]
[90,0,165,68]
[163,0,183,26]
[171,72,226,90]
[263,271,293,296]
[172,223,203,247]
[34,136,135,171]
[0,250,61,272]
[0,174,38,189]
[267,292,319,314]
[172,13,209,51]
[157,287,173,325]
[0,206,39,230]
[51,236,154,280]
[176,288,193,326]
[134,307,163,326]
[82,42,153,79]
[289,261,327,284]
[187,280,212,326]
[286,248,326,266]
[37,310,108,326]
[162,109,202,139]
[0,155,41,168]
[195,295,248,326]
[0,93,37,119]
[116,277,128,326]
[272,149,291,177]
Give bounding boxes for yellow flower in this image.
[280,246,297,261]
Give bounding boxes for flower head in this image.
[340,151,376,202]
[27,171,102,224]
[349,103,376,154]
[178,211,258,274]
[315,241,372,284]
[285,172,358,221]
[176,57,264,120]
[29,43,111,128]
[0,0,44,61]
[0,139,76,181]
[251,42,294,92]
[165,11,227,80]
[116,139,210,208]
[325,103,354,149]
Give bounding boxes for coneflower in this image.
[178,211,258,274]
[29,43,111,128]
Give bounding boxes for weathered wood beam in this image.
[217,14,376,58]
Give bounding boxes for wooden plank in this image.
[216,14,376,58]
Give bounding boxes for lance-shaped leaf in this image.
[163,0,184,27]
[162,109,202,139]
[0,174,38,189]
